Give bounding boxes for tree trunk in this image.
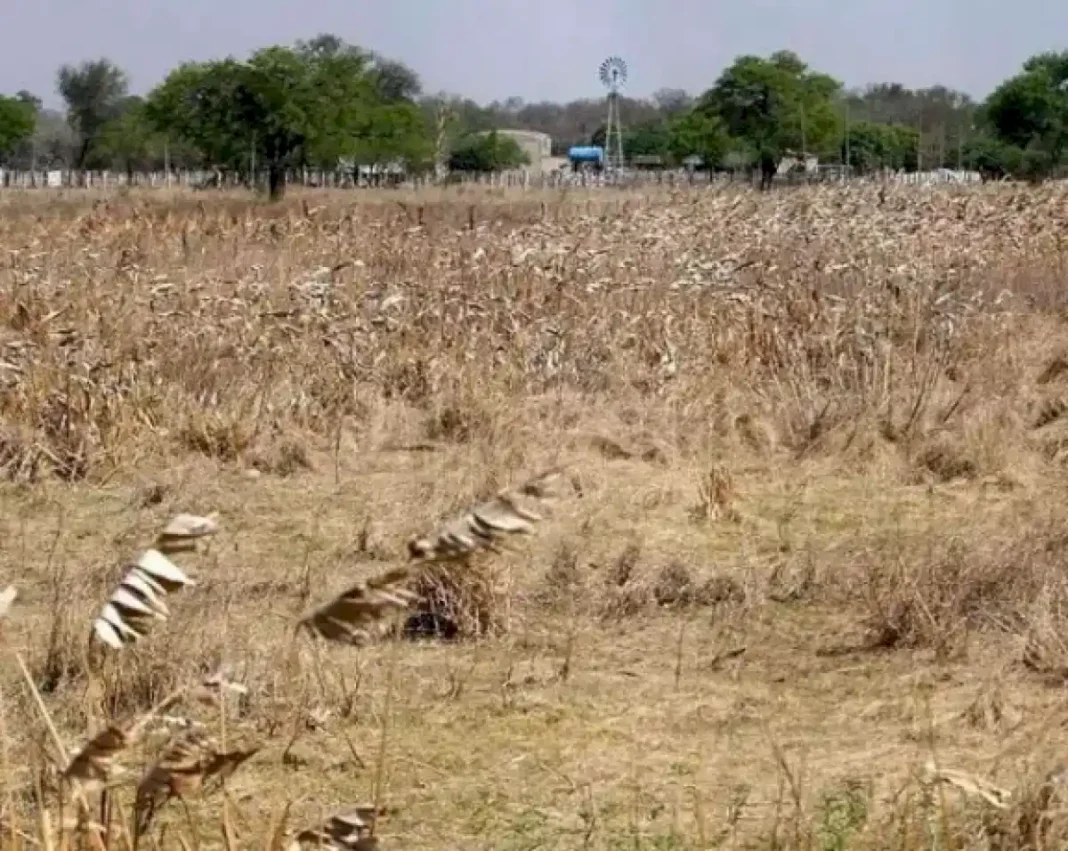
[268,164,285,201]
[760,152,777,191]
[76,138,91,172]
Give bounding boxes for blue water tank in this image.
[568,145,605,164]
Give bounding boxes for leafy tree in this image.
[148,38,430,199]
[148,61,246,171]
[350,102,433,171]
[1018,140,1057,183]
[652,88,693,116]
[882,123,920,171]
[433,94,662,155]
[844,83,973,129]
[297,43,431,170]
[21,109,76,169]
[294,34,421,103]
[843,121,918,173]
[961,135,1022,181]
[448,131,528,172]
[295,33,356,60]
[591,119,672,161]
[697,51,842,187]
[245,46,328,196]
[667,109,730,169]
[56,59,129,169]
[3,92,48,170]
[982,51,1068,180]
[0,95,36,164]
[590,111,729,168]
[421,94,495,138]
[369,55,422,102]
[149,49,335,198]
[841,84,974,169]
[299,46,380,167]
[94,96,168,178]
[625,120,672,160]
[15,90,42,113]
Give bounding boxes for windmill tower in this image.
[599,56,627,172]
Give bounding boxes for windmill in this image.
[599,56,627,172]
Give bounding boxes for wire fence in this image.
[0,165,986,193]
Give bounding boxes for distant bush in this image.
[448,130,530,172]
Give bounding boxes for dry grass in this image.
[3,181,1068,848]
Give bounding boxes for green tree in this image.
[295,35,421,104]
[427,94,663,156]
[961,135,1022,181]
[23,110,76,169]
[983,51,1068,180]
[666,109,730,169]
[350,102,433,171]
[305,44,431,171]
[885,124,920,170]
[369,55,422,102]
[148,39,430,199]
[15,90,42,113]
[591,119,672,162]
[295,33,356,59]
[840,84,974,169]
[94,96,168,178]
[240,44,341,197]
[697,51,842,187]
[4,92,46,170]
[0,95,36,164]
[448,131,528,172]
[299,46,380,167]
[626,120,671,161]
[147,60,250,173]
[597,112,729,168]
[56,59,129,169]
[843,121,918,173]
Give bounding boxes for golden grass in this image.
[4,182,1068,848]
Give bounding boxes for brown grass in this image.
[3,181,1068,848]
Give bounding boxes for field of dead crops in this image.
[4,182,1068,849]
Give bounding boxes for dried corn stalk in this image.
[64,711,156,792]
[407,468,565,563]
[924,761,1012,809]
[92,549,192,649]
[135,727,259,836]
[92,513,216,650]
[292,808,379,850]
[156,513,218,555]
[298,567,417,646]
[190,667,249,706]
[65,726,135,791]
[0,585,16,620]
[64,689,187,793]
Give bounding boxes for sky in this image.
[3,0,1067,110]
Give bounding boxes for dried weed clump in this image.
[4,183,1068,848]
[1,475,566,848]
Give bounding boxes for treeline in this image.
[0,35,1066,197]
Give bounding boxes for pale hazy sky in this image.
[3,0,1066,108]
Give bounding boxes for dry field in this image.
[5,182,1068,849]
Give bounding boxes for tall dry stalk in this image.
[0,184,1067,848]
